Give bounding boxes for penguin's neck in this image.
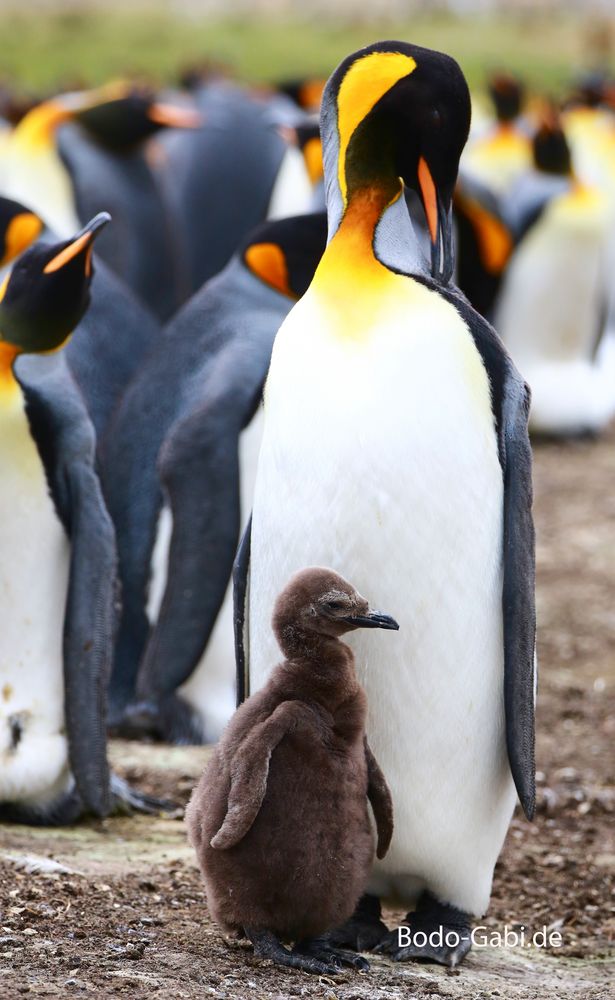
[0,342,20,399]
[278,630,358,709]
[315,183,400,289]
[14,100,73,151]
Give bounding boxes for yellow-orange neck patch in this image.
[245,242,293,298]
[312,184,404,341]
[14,100,75,150]
[336,50,416,206]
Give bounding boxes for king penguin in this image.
[0,213,163,823]
[102,212,327,743]
[57,86,201,321]
[237,41,536,966]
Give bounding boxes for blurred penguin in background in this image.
[495,114,615,435]
[102,213,327,743]
[0,83,146,236]
[150,79,317,301]
[463,71,532,194]
[57,85,202,321]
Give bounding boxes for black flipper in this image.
[442,292,536,820]
[18,355,117,818]
[233,516,252,707]
[134,403,243,739]
[501,372,536,819]
[62,460,117,816]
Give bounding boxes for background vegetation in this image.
[0,7,613,96]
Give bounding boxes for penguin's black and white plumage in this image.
[0,215,163,824]
[102,213,327,743]
[495,121,615,435]
[57,88,201,321]
[237,41,536,966]
[149,81,310,299]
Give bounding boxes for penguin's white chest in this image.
[0,389,71,804]
[249,278,516,914]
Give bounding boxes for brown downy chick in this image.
[186,567,397,976]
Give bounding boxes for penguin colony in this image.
[0,39,613,973]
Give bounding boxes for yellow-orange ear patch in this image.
[299,79,326,111]
[43,232,90,274]
[2,212,42,267]
[0,340,20,394]
[245,242,293,297]
[303,136,324,186]
[0,271,10,303]
[337,50,416,204]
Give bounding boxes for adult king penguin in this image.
[0,214,162,823]
[238,42,536,966]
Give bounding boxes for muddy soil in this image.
[1,430,614,999]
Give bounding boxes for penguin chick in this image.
[186,567,397,976]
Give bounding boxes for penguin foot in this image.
[245,928,341,975]
[375,892,472,968]
[112,694,205,745]
[0,787,83,826]
[109,773,176,815]
[328,893,390,951]
[294,937,370,972]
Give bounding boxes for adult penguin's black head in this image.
[532,112,572,177]
[0,197,43,268]
[241,212,328,300]
[74,87,201,150]
[0,212,110,354]
[488,72,525,123]
[324,41,472,284]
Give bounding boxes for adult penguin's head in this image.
[74,86,201,149]
[0,212,110,354]
[323,41,472,284]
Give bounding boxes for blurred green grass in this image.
[0,8,612,96]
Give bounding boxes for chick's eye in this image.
[327,600,345,612]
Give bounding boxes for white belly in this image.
[496,188,615,433]
[248,287,516,914]
[267,146,313,220]
[0,390,71,804]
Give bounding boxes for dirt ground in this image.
[1,430,614,1000]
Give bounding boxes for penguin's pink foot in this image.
[246,928,342,975]
[328,893,390,951]
[375,892,472,967]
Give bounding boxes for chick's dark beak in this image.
[43,212,111,275]
[417,156,454,285]
[343,610,400,631]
